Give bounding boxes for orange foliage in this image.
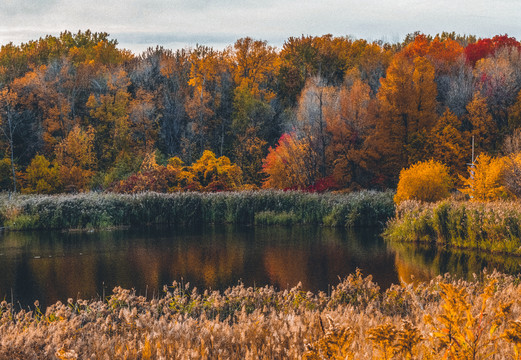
[262,133,316,189]
[326,79,373,187]
[430,109,470,179]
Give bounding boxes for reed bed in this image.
[385,200,521,255]
[0,190,395,230]
[1,271,521,359]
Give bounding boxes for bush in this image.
[394,160,453,204]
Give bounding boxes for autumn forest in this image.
[0,30,520,194]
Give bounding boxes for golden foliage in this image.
[22,154,61,194]
[426,280,510,360]
[55,125,96,192]
[303,316,354,360]
[459,153,509,201]
[394,160,453,204]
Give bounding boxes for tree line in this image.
[0,30,520,193]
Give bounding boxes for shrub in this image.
[394,160,453,204]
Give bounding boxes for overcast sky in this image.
[1,0,520,54]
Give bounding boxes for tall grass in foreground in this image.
[0,190,395,230]
[385,200,521,254]
[1,271,521,359]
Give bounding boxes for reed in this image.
[0,190,395,231]
[385,200,521,255]
[0,270,520,359]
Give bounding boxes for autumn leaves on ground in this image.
[2,31,521,358]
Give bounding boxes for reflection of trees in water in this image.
[166,243,246,288]
[0,225,402,308]
[391,241,521,285]
[261,227,399,291]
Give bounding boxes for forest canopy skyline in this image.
[1,0,520,54]
[0,30,520,196]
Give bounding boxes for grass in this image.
[1,270,521,358]
[0,190,395,231]
[385,200,521,255]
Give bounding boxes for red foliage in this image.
[110,167,177,193]
[465,35,520,65]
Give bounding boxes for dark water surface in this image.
[0,225,520,309]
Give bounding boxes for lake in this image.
[0,225,520,309]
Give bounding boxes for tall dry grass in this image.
[0,190,395,230]
[1,271,521,359]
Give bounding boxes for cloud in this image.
[0,0,520,54]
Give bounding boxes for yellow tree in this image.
[231,37,278,100]
[459,154,508,201]
[55,125,96,192]
[374,54,438,182]
[233,127,267,186]
[189,150,242,191]
[22,154,61,194]
[394,160,453,204]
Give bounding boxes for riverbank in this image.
[0,190,395,231]
[385,200,521,255]
[0,271,519,359]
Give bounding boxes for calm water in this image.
[0,225,520,309]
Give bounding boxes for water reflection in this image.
[0,226,398,308]
[390,241,521,284]
[1,226,519,309]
